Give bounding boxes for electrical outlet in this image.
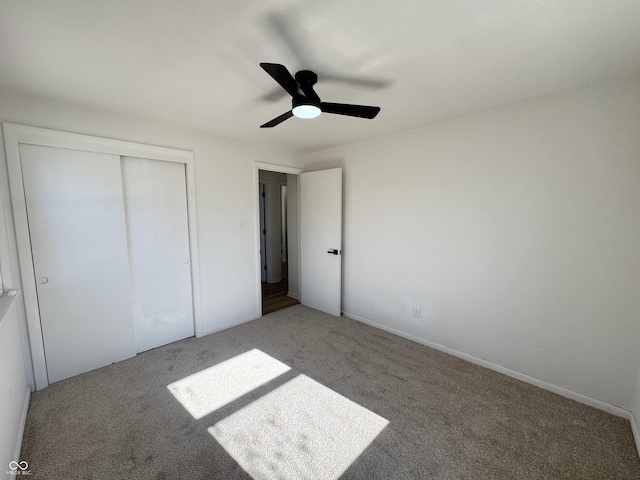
[412,306,420,318]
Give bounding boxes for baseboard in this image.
[287,292,299,300]
[13,387,30,464]
[343,311,631,419]
[632,413,640,459]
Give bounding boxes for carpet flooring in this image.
[20,305,640,479]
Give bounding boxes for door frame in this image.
[254,162,301,316]
[2,123,202,389]
[258,182,267,283]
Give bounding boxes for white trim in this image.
[287,292,299,300]
[254,162,302,318]
[183,150,203,342]
[0,154,14,289]
[632,413,640,459]
[255,162,302,176]
[0,130,36,390]
[253,166,263,317]
[3,124,47,389]
[2,123,192,163]
[2,123,202,389]
[13,387,30,466]
[295,174,302,307]
[343,310,632,419]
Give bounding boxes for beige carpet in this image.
[210,374,389,480]
[20,304,640,479]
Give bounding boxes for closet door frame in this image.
[2,123,202,390]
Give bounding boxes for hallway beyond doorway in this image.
[262,262,299,315]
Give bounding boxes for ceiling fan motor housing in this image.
[292,98,321,118]
[292,71,321,118]
[294,70,318,87]
[292,96,318,109]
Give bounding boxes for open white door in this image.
[300,168,342,316]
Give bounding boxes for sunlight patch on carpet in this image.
[209,374,389,480]
[167,349,290,419]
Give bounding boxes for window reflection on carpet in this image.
[167,349,291,419]
[209,374,389,480]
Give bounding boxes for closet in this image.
[5,125,199,387]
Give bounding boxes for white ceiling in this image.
[1,0,640,152]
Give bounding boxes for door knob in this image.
[183,258,190,264]
[38,277,49,284]
[327,249,340,255]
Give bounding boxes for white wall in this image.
[304,77,640,411]
[0,89,301,339]
[0,294,30,477]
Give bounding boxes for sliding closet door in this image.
[121,157,194,353]
[20,144,137,383]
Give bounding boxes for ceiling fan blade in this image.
[260,111,294,128]
[320,102,381,119]
[260,63,304,99]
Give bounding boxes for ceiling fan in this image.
[259,63,381,128]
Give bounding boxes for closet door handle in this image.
[38,277,49,284]
[183,258,190,264]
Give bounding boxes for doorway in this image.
[258,169,299,315]
[254,162,343,319]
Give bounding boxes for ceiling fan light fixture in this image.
[259,63,380,128]
[292,104,321,119]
